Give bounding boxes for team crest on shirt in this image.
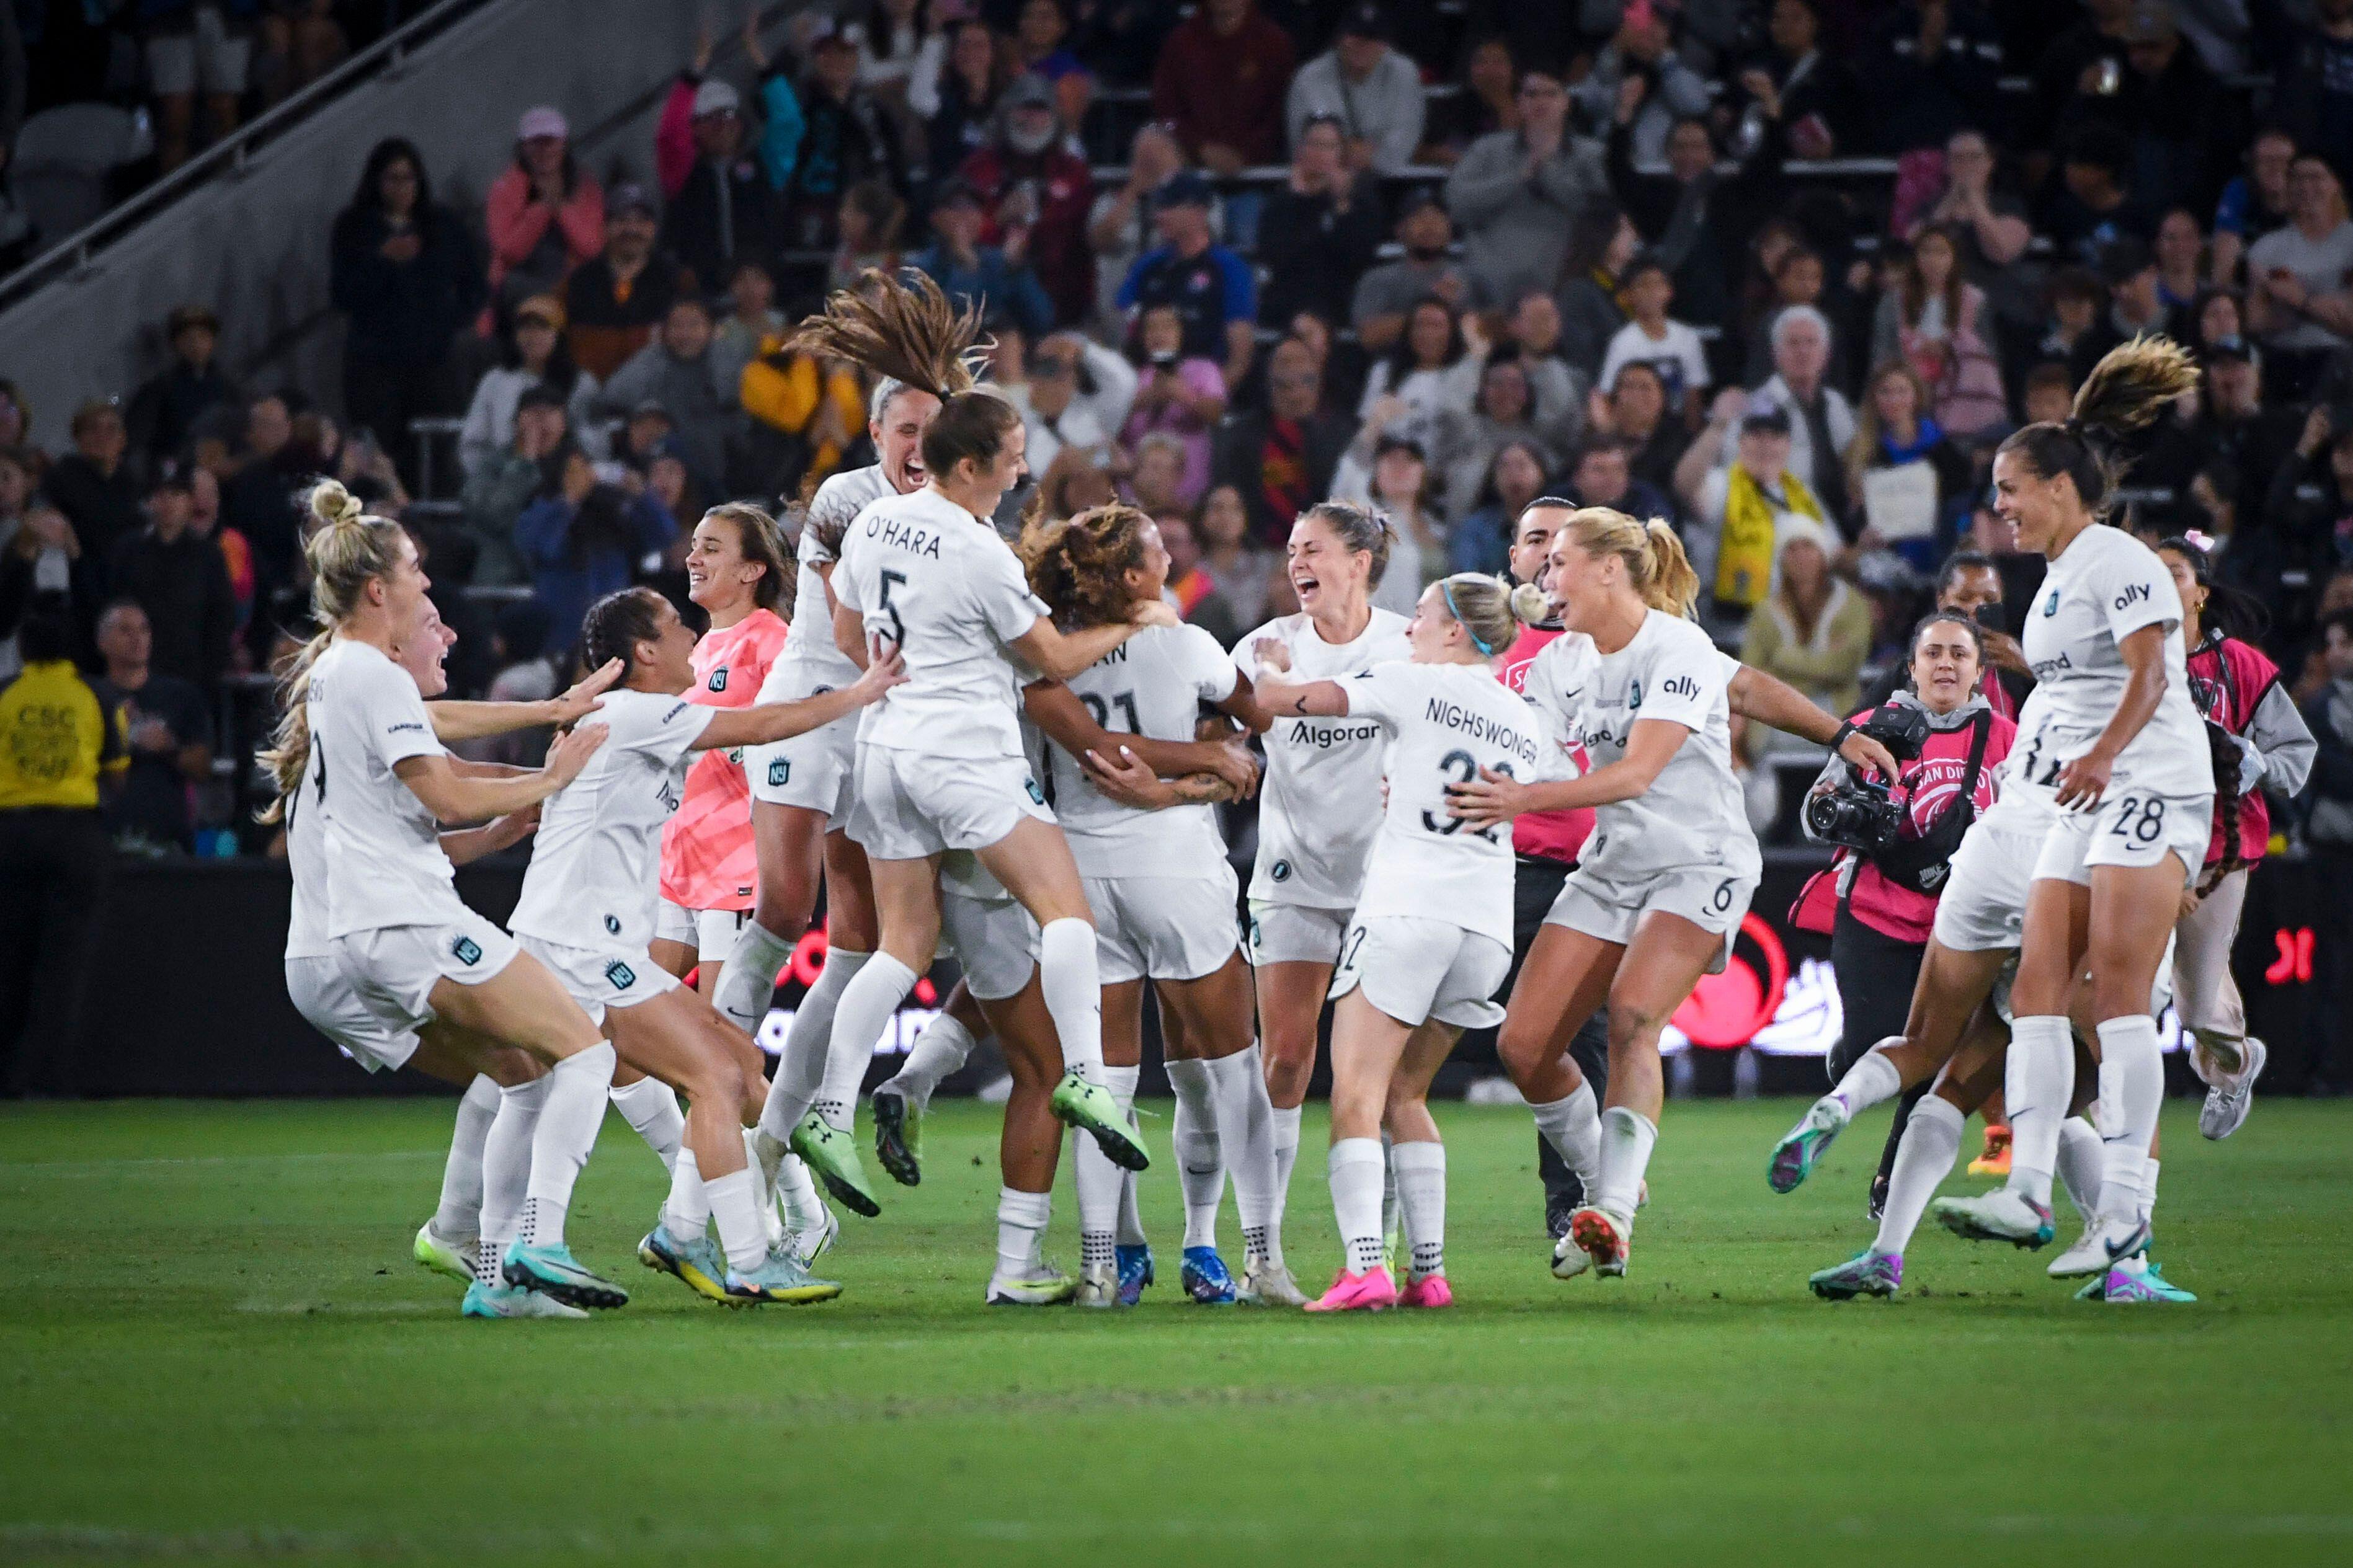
[1627,680,1643,711]
[605,914,621,935]
[450,936,483,966]
[605,960,637,991]
[1025,776,1046,805]
[1271,859,1292,883]
[767,758,790,787]
[2043,589,2062,616]
[708,668,729,693]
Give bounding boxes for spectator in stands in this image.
[1213,334,1350,545]
[564,185,693,383]
[142,2,254,172]
[1679,403,1829,616]
[1008,328,1137,477]
[2274,2,2353,179]
[2154,208,2207,317]
[2148,337,2296,526]
[1446,58,1603,308]
[1740,516,1869,745]
[711,260,786,404]
[1870,225,2006,437]
[2044,123,2154,266]
[1603,89,1764,332]
[460,385,571,588]
[2102,1,2238,217]
[1865,1,2006,169]
[1116,172,1257,388]
[825,180,905,295]
[1087,121,1199,335]
[1286,4,1425,175]
[1,494,84,684]
[221,395,300,588]
[1358,435,1444,611]
[1844,360,1975,567]
[0,385,31,471]
[1448,436,1546,578]
[329,138,484,469]
[106,474,233,690]
[1563,436,1674,524]
[43,402,141,591]
[1352,188,1483,357]
[1070,0,1177,89]
[2029,266,2109,394]
[1570,4,1714,167]
[1436,354,1559,523]
[1417,31,1517,168]
[459,295,595,483]
[1257,112,1386,332]
[737,317,865,500]
[1599,256,1708,429]
[1556,200,1636,376]
[486,107,605,312]
[126,306,239,474]
[513,448,679,652]
[185,465,251,647]
[2026,0,2137,161]
[1157,509,1240,645]
[1488,290,1588,445]
[1151,0,1295,176]
[912,177,1054,336]
[2300,606,2353,1093]
[2248,154,2353,401]
[597,298,735,497]
[1194,481,1275,627]
[960,73,1096,327]
[920,16,1007,193]
[1915,127,2037,329]
[1743,242,1851,392]
[2086,234,2177,357]
[1586,358,1688,505]
[2212,126,2297,290]
[1732,0,1863,161]
[657,73,791,299]
[1123,430,1186,517]
[87,598,210,855]
[792,19,906,249]
[1346,296,1466,483]
[1738,306,1854,517]
[1032,445,1119,523]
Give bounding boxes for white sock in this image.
[1594,1106,1657,1223]
[812,950,882,1129]
[1205,1046,1279,1267]
[608,1076,683,1171]
[1381,1130,1399,1241]
[2140,1157,2160,1227]
[520,1042,615,1249]
[714,919,797,1036]
[2055,1115,2104,1225]
[762,947,875,1141]
[2002,1016,2073,1209]
[662,1146,707,1239]
[1328,1136,1386,1275]
[1036,918,1105,1081]
[773,1149,826,1231]
[1392,1140,1446,1281]
[433,1076,500,1239]
[1872,1094,1963,1257]
[1271,1101,1304,1231]
[474,1077,546,1285]
[1167,1059,1224,1250]
[704,1167,768,1273]
[1529,1082,1601,1196]
[995,1185,1049,1277]
[891,1009,976,1109]
[1074,1130,1122,1272]
[741,1132,781,1247]
[2094,1015,2163,1228]
[1103,1064,1145,1247]
[1830,1048,1904,1117]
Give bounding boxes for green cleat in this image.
[871,1084,922,1187]
[788,1110,882,1218]
[502,1241,629,1310]
[723,1243,844,1306]
[1049,1071,1149,1171]
[987,1264,1079,1306]
[413,1221,476,1285]
[637,1223,727,1302]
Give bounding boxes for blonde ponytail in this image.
[1637,518,1700,618]
[300,479,411,630]
[254,627,332,823]
[1509,581,1551,625]
[1434,572,1526,657]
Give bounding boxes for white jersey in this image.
[1048,623,1239,879]
[1343,660,1549,948]
[1521,609,1760,885]
[1983,681,2066,832]
[2020,523,2213,799]
[509,689,716,954]
[834,486,1048,759]
[282,738,330,961]
[1233,608,1412,909]
[307,639,461,939]
[776,464,894,693]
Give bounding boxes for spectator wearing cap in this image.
[2138,334,2297,525]
[1011,330,1137,478]
[661,19,804,200]
[1446,59,1604,308]
[1678,403,1829,619]
[1568,4,1714,169]
[656,70,793,297]
[1115,172,1258,389]
[106,472,234,689]
[912,179,1055,337]
[1212,334,1351,546]
[460,384,574,587]
[1256,112,1385,332]
[125,305,241,473]
[595,297,735,497]
[790,18,905,249]
[1285,5,1425,176]
[2274,2,2353,177]
[486,106,605,309]
[458,295,599,483]
[329,137,486,468]
[1351,188,1485,355]
[514,448,679,655]
[959,73,1096,328]
[563,184,695,384]
[43,403,142,595]
[1152,0,1294,177]
[2248,154,2353,401]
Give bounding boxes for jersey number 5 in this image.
[875,569,910,649]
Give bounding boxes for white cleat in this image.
[1074,1262,1119,1308]
[2199,1037,2267,1141]
[413,1221,478,1285]
[2048,1223,2114,1278]
[1237,1261,1309,1307]
[784,1205,840,1268]
[1931,1188,2055,1248]
[1550,1233,1593,1280]
[461,1279,590,1319]
[985,1265,1077,1306]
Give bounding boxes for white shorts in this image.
[1329,916,1510,1030]
[1245,900,1351,967]
[654,899,750,961]
[939,888,1039,1002]
[747,712,858,828]
[146,6,252,97]
[517,934,680,1027]
[1085,869,1240,985]
[2031,789,2214,889]
[1932,815,2045,952]
[849,744,1052,863]
[1545,864,1756,975]
[1990,942,2178,1025]
[285,954,419,1074]
[329,910,520,1039]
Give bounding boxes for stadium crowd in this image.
[6,1,2353,1096]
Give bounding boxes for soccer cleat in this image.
[1966,1124,2013,1177]
[788,1111,882,1218]
[1049,1071,1150,1171]
[413,1221,477,1285]
[1238,1261,1309,1307]
[1179,1246,1237,1304]
[1866,1171,1889,1223]
[1550,1232,1592,1280]
[1567,1206,1633,1278]
[783,1204,840,1268]
[1808,1249,1902,1301]
[1302,1264,1399,1312]
[723,1244,843,1306]
[2199,1035,2268,1141]
[1399,1272,1454,1308]
[989,1264,1079,1306]
[2046,1216,2148,1280]
[461,1279,589,1319]
[1544,1191,1577,1242]
[637,1223,728,1301]
[1115,1243,1154,1306]
[2086,1257,2197,1304]
[502,1241,629,1309]
[1767,1096,1850,1194]
[1075,1262,1119,1308]
[871,1084,923,1185]
[1931,1189,2055,1249]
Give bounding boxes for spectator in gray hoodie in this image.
[1284,4,1426,175]
[1443,59,1605,307]
[595,296,734,494]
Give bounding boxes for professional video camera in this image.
[1803,702,1933,855]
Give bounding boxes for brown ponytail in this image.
[1995,336,2199,517]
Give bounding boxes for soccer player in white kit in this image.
[1230,500,1412,1306]
[1252,574,1547,1310]
[1450,508,1759,1281]
[509,587,904,1305]
[1932,340,2213,1302]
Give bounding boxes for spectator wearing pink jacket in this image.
[485,106,606,314]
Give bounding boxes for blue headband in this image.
[1443,580,1499,656]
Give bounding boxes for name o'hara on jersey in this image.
[859,513,946,559]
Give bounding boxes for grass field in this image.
[4,1096,2350,1567]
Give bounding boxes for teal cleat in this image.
[502,1241,629,1310]
[1808,1249,1902,1301]
[871,1084,922,1187]
[461,1279,588,1319]
[1768,1096,1851,1194]
[413,1221,476,1285]
[2082,1258,2197,1303]
[723,1244,844,1306]
[1050,1071,1149,1171]
[637,1223,727,1302]
[1180,1246,1237,1304]
[1116,1243,1154,1306]
[789,1110,883,1218]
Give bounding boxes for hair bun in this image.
[308,479,363,528]
[1509,582,1550,624]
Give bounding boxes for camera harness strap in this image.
[1850,707,1996,900]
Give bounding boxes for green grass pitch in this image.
[3,1096,2349,1567]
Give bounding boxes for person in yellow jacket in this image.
[739,331,866,499]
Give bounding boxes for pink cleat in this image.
[1398,1272,1454,1308]
[1302,1265,1399,1312]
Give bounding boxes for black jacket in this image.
[663,155,789,295]
[42,456,145,594]
[329,203,486,369]
[1212,407,1353,549]
[107,528,236,688]
[1255,178,1386,330]
[126,361,241,468]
